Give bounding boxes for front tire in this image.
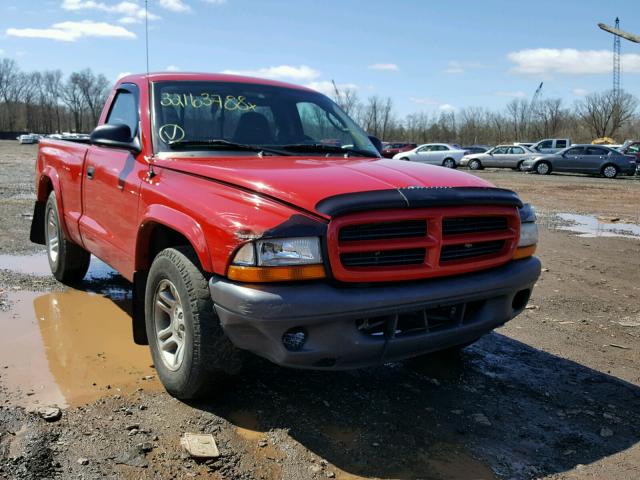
[468,159,482,170]
[45,191,90,284]
[535,161,552,175]
[145,247,242,399]
[442,158,456,168]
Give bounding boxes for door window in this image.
[538,140,553,149]
[509,147,525,154]
[565,147,584,155]
[586,147,609,156]
[493,147,508,154]
[106,91,138,139]
[555,140,568,148]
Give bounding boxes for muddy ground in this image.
[0,140,639,480]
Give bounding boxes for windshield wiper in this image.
[167,139,292,156]
[280,143,377,157]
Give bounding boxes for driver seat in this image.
[232,112,273,144]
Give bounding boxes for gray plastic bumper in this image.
[209,257,541,369]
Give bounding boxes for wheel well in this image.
[138,223,197,272]
[30,176,54,244]
[601,163,618,172]
[132,223,202,346]
[443,157,455,163]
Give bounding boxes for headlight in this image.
[228,237,325,282]
[257,237,322,266]
[519,223,539,247]
[514,203,538,259]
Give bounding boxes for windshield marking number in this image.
[161,93,256,111]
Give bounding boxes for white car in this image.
[392,143,466,168]
[17,134,39,144]
[460,144,538,171]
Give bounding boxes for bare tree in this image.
[62,73,86,132]
[576,90,639,139]
[74,69,110,128]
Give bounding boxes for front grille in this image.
[341,248,425,267]
[440,240,505,262]
[329,207,519,282]
[339,220,427,242]
[443,216,508,236]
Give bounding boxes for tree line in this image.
[0,58,110,134]
[1,57,638,144]
[336,88,639,145]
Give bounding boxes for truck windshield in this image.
[151,81,379,157]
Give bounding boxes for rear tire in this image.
[45,191,90,284]
[468,159,482,170]
[442,158,456,168]
[535,161,552,175]
[516,160,525,171]
[145,246,243,399]
[601,164,619,179]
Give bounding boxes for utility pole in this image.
[598,18,640,97]
[613,18,621,97]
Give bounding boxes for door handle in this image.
[87,166,95,180]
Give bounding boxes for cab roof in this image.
[117,72,315,92]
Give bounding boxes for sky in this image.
[1,0,640,116]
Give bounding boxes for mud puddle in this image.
[0,288,159,408]
[543,212,640,240]
[0,253,115,279]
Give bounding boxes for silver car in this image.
[392,143,466,168]
[460,145,537,171]
[521,145,637,178]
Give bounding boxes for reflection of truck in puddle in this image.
[0,289,158,407]
[30,72,541,399]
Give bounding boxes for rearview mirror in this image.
[368,135,383,155]
[90,124,141,153]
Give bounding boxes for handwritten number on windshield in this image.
[160,93,257,111]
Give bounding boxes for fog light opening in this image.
[512,289,531,312]
[282,328,307,352]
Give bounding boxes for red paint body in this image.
[35,73,510,284]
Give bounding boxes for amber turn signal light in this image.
[227,264,326,282]
[512,244,537,260]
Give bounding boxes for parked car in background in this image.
[521,145,637,178]
[393,143,467,168]
[381,141,417,158]
[17,134,39,144]
[462,145,489,154]
[530,138,571,153]
[460,144,537,171]
[619,140,640,162]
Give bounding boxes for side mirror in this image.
[90,124,141,153]
[368,135,383,155]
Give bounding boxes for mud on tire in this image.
[145,246,243,399]
[45,191,90,284]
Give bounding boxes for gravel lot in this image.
[0,140,639,480]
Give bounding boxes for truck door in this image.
[79,84,144,279]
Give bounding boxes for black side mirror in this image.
[368,135,383,155]
[90,124,141,153]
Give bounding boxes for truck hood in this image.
[153,155,494,218]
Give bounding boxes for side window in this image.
[107,91,138,139]
[565,147,583,155]
[509,147,524,154]
[556,140,567,148]
[586,147,609,156]
[628,145,640,154]
[538,140,553,149]
[418,145,432,152]
[493,147,508,154]
[296,102,352,145]
[438,145,449,151]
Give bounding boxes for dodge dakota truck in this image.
[30,73,541,399]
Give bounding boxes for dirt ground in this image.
[0,140,639,480]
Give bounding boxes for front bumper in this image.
[210,257,541,369]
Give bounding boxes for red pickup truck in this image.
[30,73,540,399]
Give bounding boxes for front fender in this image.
[136,204,213,272]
